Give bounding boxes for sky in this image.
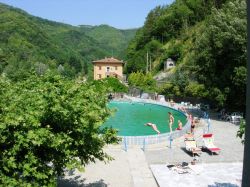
[0,0,174,29]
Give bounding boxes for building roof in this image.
[92,57,124,64]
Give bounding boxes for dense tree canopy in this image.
[0,73,119,186]
[126,0,246,112]
[125,0,229,74]
[190,0,246,110]
[128,72,156,92]
[91,77,128,93]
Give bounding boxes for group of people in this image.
[145,107,196,135]
[145,111,184,134]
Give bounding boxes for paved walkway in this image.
[58,147,157,187]
[59,111,244,187]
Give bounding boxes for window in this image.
[98,74,101,79]
[107,75,110,78]
[115,66,118,70]
[107,67,110,72]
[99,66,101,70]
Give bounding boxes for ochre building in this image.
[92,57,124,80]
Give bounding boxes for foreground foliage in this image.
[237,119,246,144]
[0,73,119,186]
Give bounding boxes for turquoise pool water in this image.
[102,101,187,136]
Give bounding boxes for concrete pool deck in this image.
[59,111,244,187]
[150,162,242,187]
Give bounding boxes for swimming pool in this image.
[102,101,187,136]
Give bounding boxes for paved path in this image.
[59,110,244,187]
[58,147,157,187]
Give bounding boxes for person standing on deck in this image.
[168,112,174,133]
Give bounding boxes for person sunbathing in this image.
[145,122,160,134]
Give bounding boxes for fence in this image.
[121,120,191,151]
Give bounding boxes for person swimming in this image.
[145,122,160,134]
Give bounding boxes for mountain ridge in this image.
[0,2,137,80]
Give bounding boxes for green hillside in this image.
[0,3,136,80]
[126,0,246,112]
[80,24,137,59]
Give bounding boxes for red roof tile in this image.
[92,57,124,64]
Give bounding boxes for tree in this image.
[237,119,246,144]
[0,73,119,186]
[91,77,128,93]
[231,66,247,109]
[128,72,156,92]
[34,62,48,75]
[128,71,144,87]
[184,82,208,98]
[68,56,82,73]
[191,0,246,110]
[157,82,175,98]
[103,77,128,93]
[172,68,189,94]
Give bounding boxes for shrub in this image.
[0,73,119,186]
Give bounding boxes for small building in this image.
[92,57,124,80]
[164,58,175,71]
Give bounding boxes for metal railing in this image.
[121,120,191,151]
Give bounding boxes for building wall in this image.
[164,59,175,71]
[93,62,123,80]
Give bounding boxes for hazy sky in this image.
[0,0,174,29]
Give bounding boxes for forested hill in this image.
[126,0,246,112]
[0,3,137,80]
[79,24,137,59]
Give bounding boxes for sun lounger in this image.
[184,138,202,157]
[202,133,221,155]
